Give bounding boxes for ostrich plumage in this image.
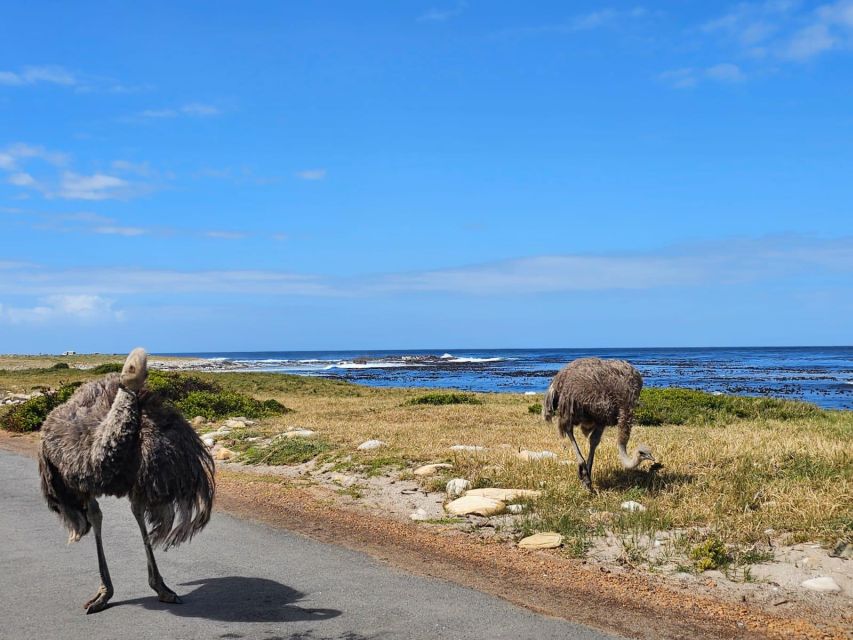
[38,348,214,613]
[543,357,653,490]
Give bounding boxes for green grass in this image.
[241,437,333,465]
[528,402,542,415]
[405,392,483,406]
[636,387,826,426]
[88,362,123,374]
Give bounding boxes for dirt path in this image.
[2,431,846,640]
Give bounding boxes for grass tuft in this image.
[405,392,482,406]
[242,437,332,465]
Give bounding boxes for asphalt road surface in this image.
[0,449,621,640]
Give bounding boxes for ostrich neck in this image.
[89,386,141,473]
[617,444,641,469]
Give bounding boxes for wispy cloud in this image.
[295,168,327,181]
[92,225,149,237]
[659,63,746,88]
[57,172,131,200]
[0,295,123,325]
[494,7,649,38]
[136,103,222,119]
[0,65,77,87]
[204,230,247,240]
[1,235,850,299]
[418,1,467,23]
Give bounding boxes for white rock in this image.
[466,488,542,502]
[507,504,525,514]
[357,439,386,450]
[620,500,647,513]
[409,508,429,521]
[518,532,563,549]
[801,577,841,593]
[517,450,558,461]
[225,419,247,429]
[450,445,485,452]
[282,429,317,439]
[413,463,453,476]
[445,495,506,517]
[523,391,538,396]
[202,437,215,448]
[446,478,471,497]
[214,447,235,461]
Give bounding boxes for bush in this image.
[174,390,289,421]
[636,387,824,426]
[89,362,123,374]
[690,536,732,572]
[406,392,482,406]
[0,382,83,433]
[528,402,542,415]
[51,362,70,370]
[146,370,220,400]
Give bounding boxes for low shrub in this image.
[690,536,731,572]
[528,402,542,414]
[175,390,289,421]
[0,382,83,433]
[51,362,70,370]
[406,392,482,406]
[89,362,123,374]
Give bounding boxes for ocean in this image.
[162,347,853,410]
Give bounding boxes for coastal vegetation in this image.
[2,359,851,571]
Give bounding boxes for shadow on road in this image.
[114,576,342,623]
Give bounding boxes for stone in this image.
[202,437,215,448]
[517,450,558,461]
[214,447,235,461]
[620,500,647,513]
[282,429,317,439]
[191,416,206,427]
[409,508,429,521]
[413,463,453,476]
[445,495,505,517]
[225,419,247,430]
[801,577,841,593]
[357,439,386,450]
[830,541,853,560]
[450,445,485,452]
[466,488,542,502]
[523,391,538,396]
[507,504,525,514]
[446,478,471,497]
[518,532,563,550]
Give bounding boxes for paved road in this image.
[0,449,620,640]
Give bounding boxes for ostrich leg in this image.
[561,419,592,490]
[584,425,604,492]
[130,501,182,604]
[83,499,114,614]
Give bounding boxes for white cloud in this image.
[706,62,746,82]
[295,168,327,180]
[494,7,649,38]
[418,1,467,22]
[57,172,131,200]
[181,103,221,116]
[205,230,247,240]
[136,103,221,119]
[92,225,149,237]
[659,63,746,88]
[0,295,123,325]
[7,172,37,187]
[0,65,77,87]
[658,67,698,88]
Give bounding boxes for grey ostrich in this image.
[542,358,654,490]
[38,348,215,613]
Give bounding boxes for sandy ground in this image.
[3,430,849,640]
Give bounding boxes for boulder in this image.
[445,495,505,517]
[620,500,647,513]
[517,450,557,462]
[446,478,471,497]
[466,488,542,502]
[413,463,453,476]
[801,577,842,593]
[357,439,386,451]
[518,532,563,550]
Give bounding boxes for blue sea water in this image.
[162,347,853,410]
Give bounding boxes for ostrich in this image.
[542,358,654,491]
[38,348,215,614]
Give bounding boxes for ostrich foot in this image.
[154,582,182,604]
[84,585,113,614]
[577,464,593,492]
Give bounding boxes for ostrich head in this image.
[635,443,655,464]
[121,347,148,392]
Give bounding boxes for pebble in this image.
[413,463,453,476]
[507,504,525,514]
[801,576,841,593]
[466,488,542,502]
[446,478,471,497]
[445,495,505,517]
[523,391,538,396]
[450,445,485,452]
[620,500,647,513]
[518,532,563,550]
[281,429,317,439]
[191,416,206,427]
[202,437,215,448]
[357,439,386,450]
[516,450,557,461]
[830,541,853,559]
[409,508,429,521]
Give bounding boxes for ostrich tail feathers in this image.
[38,443,90,542]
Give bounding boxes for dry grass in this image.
[3,367,851,552]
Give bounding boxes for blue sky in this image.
[1,1,852,352]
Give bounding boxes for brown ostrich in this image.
[542,357,653,490]
[38,348,215,613]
